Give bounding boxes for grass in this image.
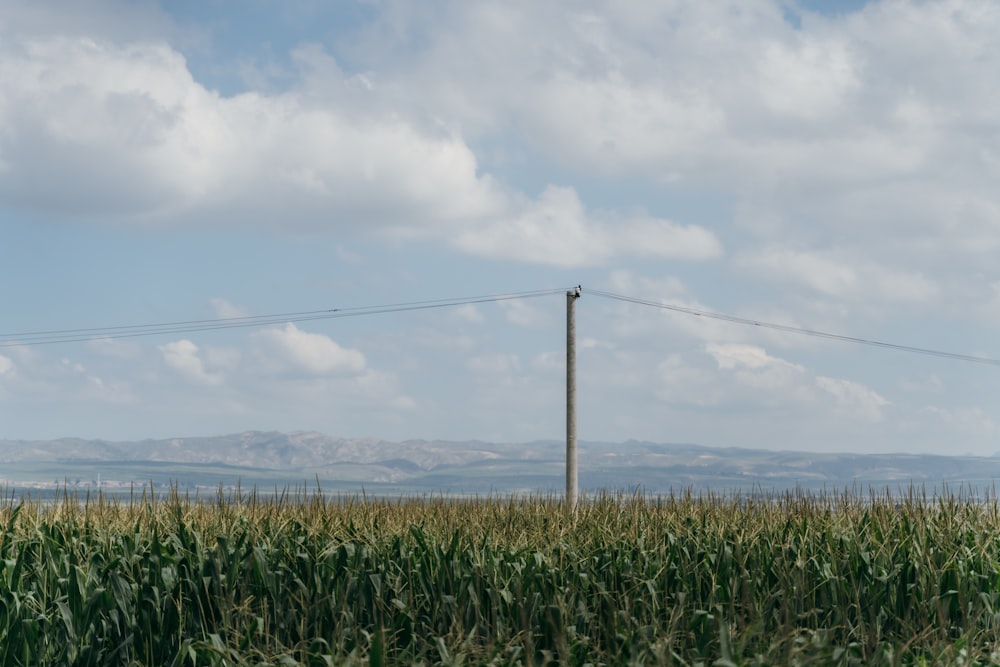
[0,486,999,664]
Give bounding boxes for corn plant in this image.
[0,487,998,665]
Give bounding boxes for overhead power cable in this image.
[587,288,1000,367]
[0,288,570,348]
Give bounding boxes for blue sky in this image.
[3,0,1000,455]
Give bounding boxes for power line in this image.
[587,288,1000,367]
[0,288,570,348]
[9,285,995,367]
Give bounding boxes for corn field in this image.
[2,488,1000,665]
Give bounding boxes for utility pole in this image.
[566,285,581,513]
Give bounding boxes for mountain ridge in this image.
[2,431,999,494]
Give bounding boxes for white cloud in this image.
[756,37,859,119]
[654,354,723,407]
[736,246,941,303]
[6,0,1000,453]
[899,374,944,394]
[406,328,478,352]
[0,0,176,46]
[977,281,1000,328]
[252,324,365,376]
[0,28,731,268]
[705,343,802,371]
[85,375,136,404]
[923,405,997,436]
[59,358,86,375]
[210,298,248,320]
[451,304,485,324]
[650,354,801,417]
[529,73,726,175]
[454,186,722,267]
[816,376,889,422]
[608,271,689,300]
[0,34,505,231]
[495,2,941,192]
[466,353,521,375]
[499,299,551,328]
[158,340,222,385]
[88,337,143,361]
[705,343,809,395]
[602,271,740,343]
[579,337,610,351]
[349,0,1000,281]
[635,342,893,428]
[530,350,563,373]
[355,370,416,410]
[202,345,241,372]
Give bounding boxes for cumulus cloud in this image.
[0,323,418,439]
[456,1,960,193]
[210,298,249,319]
[5,0,1000,452]
[0,34,504,231]
[647,342,889,424]
[348,0,1000,286]
[528,73,726,175]
[0,25,732,268]
[756,35,859,119]
[454,186,722,267]
[602,271,741,343]
[736,247,941,303]
[705,343,802,371]
[654,354,724,407]
[252,324,365,376]
[652,345,809,409]
[816,376,889,422]
[354,370,416,410]
[7,1,1000,267]
[85,375,136,404]
[704,343,809,396]
[158,340,222,385]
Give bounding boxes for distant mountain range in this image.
[1,431,999,496]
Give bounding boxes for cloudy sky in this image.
[3,0,1000,455]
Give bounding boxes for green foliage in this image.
[2,487,1000,664]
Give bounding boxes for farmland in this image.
[4,488,1000,665]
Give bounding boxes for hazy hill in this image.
[1,432,999,495]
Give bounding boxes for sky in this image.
[2,0,1000,456]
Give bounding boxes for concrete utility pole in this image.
[566,285,582,513]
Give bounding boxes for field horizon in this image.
[2,430,1000,497]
